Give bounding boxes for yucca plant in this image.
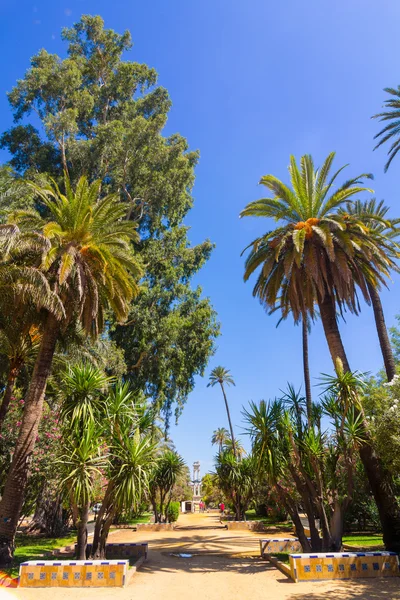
[149,450,186,524]
[59,421,107,560]
[90,382,156,558]
[61,362,113,428]
[214,449,256,521]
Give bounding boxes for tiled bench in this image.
[290,551,400,582]
[75,542,148,560]
[260,538,303,556]
[19,559,128,588]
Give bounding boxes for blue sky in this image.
[1,0,400,477]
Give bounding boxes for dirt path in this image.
[4,512,400,600]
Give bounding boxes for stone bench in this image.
[19,559,129,588]
[289,551,399,582]
[225,521,265,532]
[75,542,148,560]
[260,538,303,556]
[136,522,175,532]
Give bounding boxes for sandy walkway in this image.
[3,512,400,600]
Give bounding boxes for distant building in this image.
[181,461,202,513]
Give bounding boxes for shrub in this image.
[167,502,180,523]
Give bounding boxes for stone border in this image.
[225,521,265,532]
[265,555,294,580]
[75,542,148,560]
[136,523,175,532]
[259,538,303,556]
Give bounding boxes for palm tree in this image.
[240,153,400,551]
[343,199,399,381]
[208,366,237,458]
[373,87,400,171]
[211,427,230,452]
[0,316,40,428]
[0,175,142,565]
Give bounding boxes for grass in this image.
[268,535,384,566]
[244,510,293,530]
[342,534,384,547]
[271,552,290,564]
[113,512,152,526]
[2,532,78,579]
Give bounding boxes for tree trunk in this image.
[76,503,89,560]
[302,318,312,426]
[318,293,400,552]
[367,281,396,382]
[91,482,113,558]
[27,485,65,537]
[276,485,311,552]
[318,294,351,372]
[330,502,345,552]
[0,362,20,429]
[220,383,237,459]
[96,510,115,559]
[0,313,60,565]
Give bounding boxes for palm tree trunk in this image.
[220,382,237,459]
[0,312,60,566]
[0,362,20,429]
[318,293,400,551]
[367,281,396,381]
[302,318,312,426]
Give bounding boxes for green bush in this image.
[167,502,180,523]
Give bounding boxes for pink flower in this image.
[16,421,21,426]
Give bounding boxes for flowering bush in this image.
[364,374,400,475]
[0,391,62,516]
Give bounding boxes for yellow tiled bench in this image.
[76,542,148,560]
[260,538,303,556]
[290,551,400,582]
[19,559,128,587]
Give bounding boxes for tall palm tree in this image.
[240,153,400,551]
[208,367,237,458]
[373,87,400,171]
[343,199,400,381]
[211,427,230,452]
[0,175,142,565]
